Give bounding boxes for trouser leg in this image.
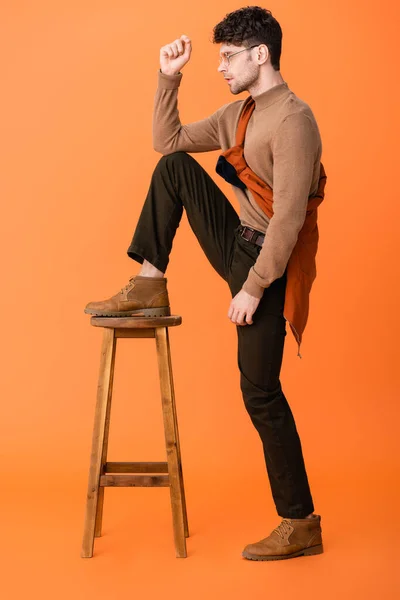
[127,151,314,518]
[127,151,240,280]
[227,230,315,519]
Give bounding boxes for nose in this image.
[217,62,227,73]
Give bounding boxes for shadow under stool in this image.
[81,315,189,558]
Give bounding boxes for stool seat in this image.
[81,313,188,559]
[90,315,182,329]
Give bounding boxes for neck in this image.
[247,70,285,98]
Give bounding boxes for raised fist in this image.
[160,35,192,76]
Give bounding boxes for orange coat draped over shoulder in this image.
[217,95,327,358]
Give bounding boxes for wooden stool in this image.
[81,315,189,558]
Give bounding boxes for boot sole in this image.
[84,306,171,317]
[242,543,323,561]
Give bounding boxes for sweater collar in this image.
[252,82,290,111]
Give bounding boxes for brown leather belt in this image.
[238,225,265,247]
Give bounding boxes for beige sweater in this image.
[153,70,323,298]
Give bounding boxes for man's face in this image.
[217,43,260,95]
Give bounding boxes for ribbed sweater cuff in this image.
[158,69,183,89]
[242,267,269,298]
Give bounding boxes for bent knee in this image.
[239,369,282,400]
[157,151,192,167]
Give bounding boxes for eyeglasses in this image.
[218,45,259,67]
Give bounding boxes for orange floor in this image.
[2,468,397,599]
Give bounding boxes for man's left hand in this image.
[228,289,261,326]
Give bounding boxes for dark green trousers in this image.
[127,152,314,518]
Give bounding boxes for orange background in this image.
[1,1,399,597]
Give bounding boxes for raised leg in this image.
[127,152,240,282]
[81,327,117,558]
[155,326,187,557]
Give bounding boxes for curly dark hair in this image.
[212,6,282,71]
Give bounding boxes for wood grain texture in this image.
[155,327,188,557]
[81,322,189,559]
[90,316,182,329]
[81,327,116,557]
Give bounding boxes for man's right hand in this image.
[160,35,191,76]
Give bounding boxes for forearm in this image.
[242,209,307,298]
[241,112,318,298]
[152,70,223,154]
[153,70,186,153]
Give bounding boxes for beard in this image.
[229,61,259,95]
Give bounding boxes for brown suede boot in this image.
[84,275,170,317]
[242,514,323,561]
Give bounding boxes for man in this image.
[84,6,324,561]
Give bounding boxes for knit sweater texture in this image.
[153,70,323,298]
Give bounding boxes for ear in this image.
[258,44,270,65]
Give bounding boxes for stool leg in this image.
[94,341,115,539]
[81,327,116,558]
[164,329,189,538]
[155,327,187,558]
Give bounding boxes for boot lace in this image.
[120,276,136,295]
[272,518,293,539]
